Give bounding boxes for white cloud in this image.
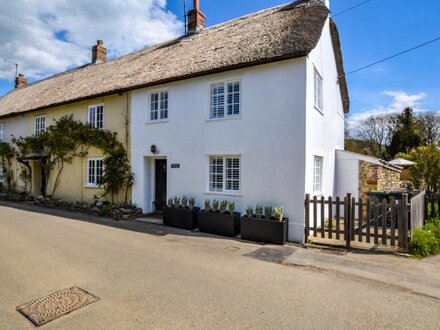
[347,91,427,132]
[0,0,182,80]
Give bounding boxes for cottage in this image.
[130,0,349,242]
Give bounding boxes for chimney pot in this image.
[187,0,205,35]
[15,73,27,88]
[92,39,107,64]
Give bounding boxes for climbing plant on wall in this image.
[13,115,133,202]
[0,142,15,192]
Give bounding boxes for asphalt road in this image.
[1,205,439,329]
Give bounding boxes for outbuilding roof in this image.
[388,158,416,167]
[0,0,349,118]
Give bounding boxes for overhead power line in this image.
[332,0,373,17]
[343,36,440,77]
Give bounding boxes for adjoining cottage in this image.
[0,0,349,242]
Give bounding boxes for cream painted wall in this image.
[0,92,131,202]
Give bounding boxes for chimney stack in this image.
[92,40,107,64]
[187,0,206,35]
[15,73,27,88]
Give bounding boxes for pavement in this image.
[1,202,440,329]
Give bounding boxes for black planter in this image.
[198,210,241,237]
[163,206,200,230]
[241,216,288,245]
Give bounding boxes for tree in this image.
[388,108,422,157]
[397,145,440,192]
[356,113,397,159]
[417,111,440,145]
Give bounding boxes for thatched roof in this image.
[0,0,349,118]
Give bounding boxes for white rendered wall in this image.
[305,17,345,200]
[131,59,308,242]
[303,17,345,237]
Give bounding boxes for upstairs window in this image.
[314,69,323,112]
[150,91,168,121]
[0,123,4,141]
[87,158,104,187]
[88,104,104,129]
[209,156,240,193]
[313,156,323,194]
[210,80,240,119]
[34,115,46,136]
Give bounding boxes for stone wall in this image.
[359,161,402,200]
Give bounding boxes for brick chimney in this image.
[92,40,107,64]
[187,0,206,35]
[15,74,27,88]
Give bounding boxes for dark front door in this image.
[155,159,167,211]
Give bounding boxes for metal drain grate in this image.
[16,287,99,326]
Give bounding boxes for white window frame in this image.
[149,90,168,121]
[0,123,5,141]
[34,115,46,136]
[314,69,323,113]
[208,155,241,194]
[88,104,104,129]
[313,156,323,194]
[86,157,104,187]
[210,80,241,119]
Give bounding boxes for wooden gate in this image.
[304,193,411,250]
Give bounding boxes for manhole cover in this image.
[224,246,240,251]
[16,287,99,327]
[244,247,296,264]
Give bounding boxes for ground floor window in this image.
[313,156,323,194]
[0,163,4,182]
[87,158,104,187]
[209,156,240,193]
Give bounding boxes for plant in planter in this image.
[198,199,241,237]
[228,202,235,214]
[212,199,219,212]
[246,205,253,218]
[241,204,288,245]
[189,197,195,209]
[264,205,273,220]
[255,204,263,219]
[204,199,211,212]
[163,195,200,230]
[220,200,228,213]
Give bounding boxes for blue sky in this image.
[1,0,439,125]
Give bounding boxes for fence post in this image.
[345,193,352,250]
[305,194,310,243]
[399,194,409,250]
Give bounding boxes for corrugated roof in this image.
[0,0,349,118]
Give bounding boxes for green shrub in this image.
[99,205,113,217]
[410,228,440,257]
[425,218,440,240]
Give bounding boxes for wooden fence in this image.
[304,193,425,251]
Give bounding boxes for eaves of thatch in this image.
[0,0,349,119]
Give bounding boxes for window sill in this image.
[314,106,324,115]
[205,191,243,197]
[206,116,241,123]
[145,119,170,125]
[84,185,101,189]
